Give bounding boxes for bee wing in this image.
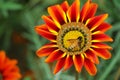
[67,39,77,43]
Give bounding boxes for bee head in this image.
[77,36,82,41]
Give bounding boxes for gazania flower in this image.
[35,0,113,75]
[0,51,21,80]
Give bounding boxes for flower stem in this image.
[75,71,79,80]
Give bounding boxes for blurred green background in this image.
[0,0,120,80]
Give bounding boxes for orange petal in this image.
[80,0,90,22]
[84,3,98,22]
[53,57,66,74]
[42,15,59,35]
[86,14,108,31]
[92,42,112,49]
[36,43,58,57]
[73,54,84,73]
[92,32,113,42]
[61,1,69,12]
[4,71,21,79]
[48,5,67,27]
[64,55,73,71]
[85,49,99,64]
[4,78,14,80]
[0,51,6,66]
[45,49,65,63]
[67,0,80,22]
[35,24,56,41]
[84,58,97,76]
[4,63,18,73]
[4,60,17,68]
[90,48,111,59]
[93,22,112,32]
[3,60,18,75]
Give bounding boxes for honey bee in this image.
[67,36,83,52]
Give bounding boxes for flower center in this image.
[57,22,92,55]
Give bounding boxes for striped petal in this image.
[93,22,112,32]
[92,42,112,49]
[35,24,56,41]
[85,50,99,64]
[92,31,113,42]
[90,48,111,59]
[86,14,108,31]
[48,5,67,27]
[84,3,98,22]
[67,0,80,22]
[80,0,90,22]
[42,15,59,35]
[36,43,58,57]
[61,1,69,12]
[64,55,73,71]
[53,57,66,74]
[73,54,84,72]
[84,58,97,76]
[45,49,65,62]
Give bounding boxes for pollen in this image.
[57,22,92,55]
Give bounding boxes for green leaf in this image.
[23,77,32,80]
[113,0,120,8]
[107,22,120,36]
[98,40,120,80]
[111,32,120,49]
[1,2,22,10]
[0,25,5,37]
[61,74,75,80]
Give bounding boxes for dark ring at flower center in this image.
[57,22,91,55]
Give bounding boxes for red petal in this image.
[93,22,112,32]
[37,43,58,57]
[86,14,108,31]
[64,55,73,70]
[92,42,112,49]
[42,15,59,35]
[84,58,97,76]
[35,24,56,41]
[84,3,98,22]
[67,0,80,22]
[48,5,67,26]
[90,48,111,59]
[53,57,66,74]
[92,32,113,42]
[85,49,99,64]
[45,49,65,62]
[61,1,69,12]
[73,55,84,72]
[80,0,90,22]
